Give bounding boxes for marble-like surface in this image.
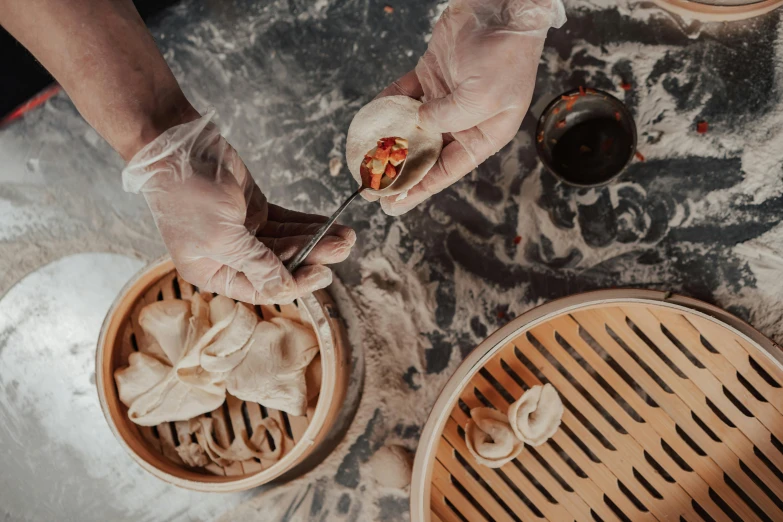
[4,0,783,520]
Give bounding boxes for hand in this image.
[123,111,356,305]
[375,0,566,216]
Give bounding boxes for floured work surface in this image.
[429,302,783,522]
[114,270,317,477]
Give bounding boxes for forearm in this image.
[0,0,198,160]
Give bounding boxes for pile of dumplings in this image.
[466,383,564,469]
[114,292,320,469]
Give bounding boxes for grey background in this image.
[3,0,783,520]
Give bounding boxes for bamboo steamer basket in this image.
[411,289,783,522]
[96,257,350,492]
[654,0,783,21]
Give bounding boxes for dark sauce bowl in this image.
[535,88,637,188]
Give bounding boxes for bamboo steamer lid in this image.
[411,289,783,522]
[654,0,783,21]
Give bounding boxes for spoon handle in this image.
[286,187,365,273]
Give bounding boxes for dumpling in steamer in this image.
[346,95,443,197]
[507,383,564,446]
[226,317,319,417]
[465,407,524,469]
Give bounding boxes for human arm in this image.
[0,0,198,160]
[375,0,566,216]
[0,0,355,303]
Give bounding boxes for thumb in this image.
[418,83,491,134]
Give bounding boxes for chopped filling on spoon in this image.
[360,136,409,190]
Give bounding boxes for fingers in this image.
[200,264,268,304]
[375,69,424,100]
[289,265,334,298]
[381,110,523,216]
[199,263,332,305]
[417,80,496,135]
[259,234,355,265]
[257,220,356,242]
[217,229,298,301]
[266,204,328,225]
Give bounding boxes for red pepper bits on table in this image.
[696,121,708,134]
[361,136,409,190]
[383,5,394,13]
[620,81,632,91]
[635,151,645,162]
[513,236,522,245]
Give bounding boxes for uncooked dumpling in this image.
[124,371,226,426]
[114,352,169,405]
[465,407,524,469]
[507,383,563,446]
[115,297,241,426]
[200,301,256,372]
[176,442,210,468]
[346,95,442,197]
[226,317,319,416]
[138,300,191,364]
[188,415,283,466]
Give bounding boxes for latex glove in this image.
[122,111,356,305]
[376,0,566,215]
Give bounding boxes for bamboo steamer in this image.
[654,0,783,21]
[411,289,783,522]
[96,257,350,492]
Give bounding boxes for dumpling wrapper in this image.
[508,383,564,446]
[114,352,169,405]
[123,371,226,426]
[465,407,524,469]
[200,300,256,372]
[138,300,191,364]
[176,442,210,468]
[188,415,283,466]
[115,296,245,426]
[226,317,319,416]
[209,295,236,325]
[176,296,256,390]
[346,95,443,197]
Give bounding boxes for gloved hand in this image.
[123,111,356,304]
[376,0,566,216]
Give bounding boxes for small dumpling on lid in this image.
[465,407,524,469]
[507,383,563,446]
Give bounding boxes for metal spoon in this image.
[286,158,407,273]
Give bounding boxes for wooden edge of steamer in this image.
[653,0,783,22]
[409,288,783,522]
[96,256,350,493]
